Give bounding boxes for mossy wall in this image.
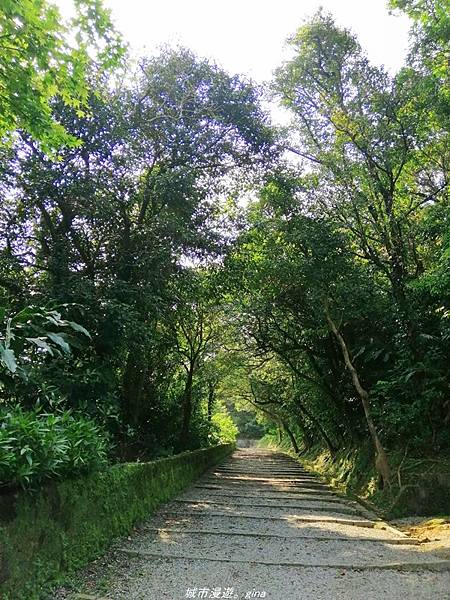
[298,444,450,519]
[259,435,450,518]
[0,443,234,600]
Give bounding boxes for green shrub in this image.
[0,406,109,489]
[210,411,239,443]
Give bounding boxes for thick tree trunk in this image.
[325,305,390,488]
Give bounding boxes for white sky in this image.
[58,0,411,81]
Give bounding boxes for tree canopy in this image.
[0,1,448,496]
[0,0,125,151]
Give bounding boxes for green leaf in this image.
[46,316,67,327]
[353,346,365,360]
[11,306,39,324]
[46,332,71,354]
[68,321,91,338]
[26,337,54,355]
[0,344,17,372]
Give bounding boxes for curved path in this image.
[73,448,450,600]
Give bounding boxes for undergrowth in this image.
[259,435,450,518]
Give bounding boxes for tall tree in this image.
[274,12,447,348]
[0,48,275,453]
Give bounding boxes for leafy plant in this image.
[0,305,91,400]
[0,405,109,489]
[0,0,126,151]
[210,411,239,444]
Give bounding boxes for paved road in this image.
[73,449,450,600]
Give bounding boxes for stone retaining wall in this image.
[0,443,234,599]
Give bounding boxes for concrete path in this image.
[73,449,450,600]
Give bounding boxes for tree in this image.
[0,0,125,151]
[274,11,447,348]
[171,271,223,449]
[271,13,449,460]
[225,172,400,484]
[0,47,274,455]
[390,0,449,103]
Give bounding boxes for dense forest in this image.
[0,0,448,499]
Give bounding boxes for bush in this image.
[0,406,109,489]
[210,411,239,443]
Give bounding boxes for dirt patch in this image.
[393,517,450,559]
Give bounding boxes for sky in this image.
[58,0,412,82]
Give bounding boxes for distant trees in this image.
[1,1,448,491]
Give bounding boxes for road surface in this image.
[71,448,450,600]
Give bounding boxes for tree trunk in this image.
[122,345,150,430]
[207,381,215,422]
[295,415,313,452]
[179,366,194,449]
[282,421,300,454]
[294,395,337,455]
[278,426,283,445]
[278,352,339,453]
[325,304,390,488]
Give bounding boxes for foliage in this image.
[0,0,448,497]
[0,43,274,459]
[213,7,450,485]
[390,0,450,91]
[228,406,268,440]
[300,443,450,518]
[210,410,239,444]
[0,304,93,415]
[0,405,109,489]
[0,0,126,151]
[0,304,90,374]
